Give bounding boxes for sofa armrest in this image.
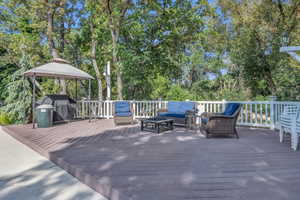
[200,112,222,118]
[185,110,197,117]
[209,115,235,120]
[158,108,168,114]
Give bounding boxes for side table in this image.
[186,112,196,130]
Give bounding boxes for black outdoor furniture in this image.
[141,117,174,133]
[200,103,242,138]
[37,95,76,122]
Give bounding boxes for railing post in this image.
[222,99,226,112]
[269,96,277,130]
[132,100,136,119]
[88,79,91,122]
[106,101,110,119]
[158,98,162,110]
[82,100,84,118]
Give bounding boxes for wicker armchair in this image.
[200,103,242,138]
[113,101,134,125]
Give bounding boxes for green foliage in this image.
[149,75,193,101]
[0,0,299,125]
[149,74,170,100]
[0,64,18,102]
[40,79,60,95]
[2,53,32,123]
[166,85,192,101]
[190,80,216,100]
[190,75,247,101]
[0,112,12,125]
[220,0,300,100]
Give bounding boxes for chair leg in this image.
[291,132,299,151]
[279,127,284,143]
[234,128,239,139]
[205,131,209,138]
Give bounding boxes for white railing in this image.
[76,100,168,119]
[76,100,300,129]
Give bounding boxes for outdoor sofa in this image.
[157,101,197,126]
[113,101,134,125]
[200,103,242,138]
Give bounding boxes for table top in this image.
[141,117,174,123]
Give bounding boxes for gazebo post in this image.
[88,79,91,122]
[75,79,78,100]
[32,74,36,129]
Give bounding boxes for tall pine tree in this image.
[2,50,33,123]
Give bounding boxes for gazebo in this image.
[24,58,94,128]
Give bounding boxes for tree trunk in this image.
[59,15,67,95]
[91,37,103,101]
[46,0,67,94]
[104,0,130,100]
[116,63,123,100]
[265,70,277,95]
[60,16,65,54]
[111,29,123,100]
[47,9,59,58]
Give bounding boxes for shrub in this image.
[0,112,12,125]
[166,85,192,101]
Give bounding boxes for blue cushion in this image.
[168,101,195,114]
[201,118,208,124]
[222,103,240,116]
[115,112,132,117]
[159,112,185,118]
[115,101,130,113]
[168,101,181,113]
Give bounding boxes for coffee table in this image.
[141,117,174,133]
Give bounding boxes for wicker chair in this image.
[113,101,134,125]
[200,103,242,138]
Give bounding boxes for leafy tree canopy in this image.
[0,0,299,123]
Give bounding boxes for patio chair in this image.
[279,105,299,142]
[113,101,134,125]
[293,116,300,151]
[200,103,242,138]
[279,105,300,151]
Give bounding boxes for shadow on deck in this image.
[3,119,300,200]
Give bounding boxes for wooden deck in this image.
[3,120,300,200]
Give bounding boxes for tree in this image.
[100,0,131,100]
[2,51,33,123]
[87,0,104,100]
[44,0,68,94]
[121,0,214,99]
[218,0,300,99]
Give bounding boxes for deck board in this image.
[3,119,300,200]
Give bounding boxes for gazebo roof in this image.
[24,58,94,80]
